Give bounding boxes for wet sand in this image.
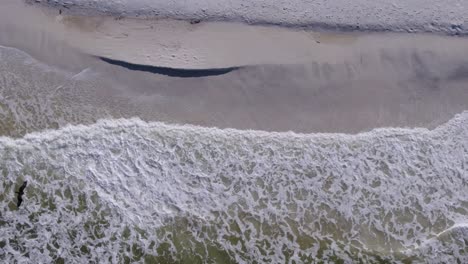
[1,0,468,135]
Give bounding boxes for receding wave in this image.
[0,112,467,263]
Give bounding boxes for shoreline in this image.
[1,0,468,135]
[1,3,467,264]
[4,1,468,70]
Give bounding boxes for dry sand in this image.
[1,0,468,134]
[3,0,468,69]
[27,0,468,36]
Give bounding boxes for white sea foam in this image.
[1,25,468,262]
[0,112,467,262]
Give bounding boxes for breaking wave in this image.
[0,111,467,263]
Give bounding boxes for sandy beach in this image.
[26,0,468,36]
[1,0,468,135]
[1,1,468,263]
[4,1,468,69]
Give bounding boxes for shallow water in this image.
[0,14,468,264]
[1,111,467,263]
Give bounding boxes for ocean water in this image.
[0,46,467,264]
